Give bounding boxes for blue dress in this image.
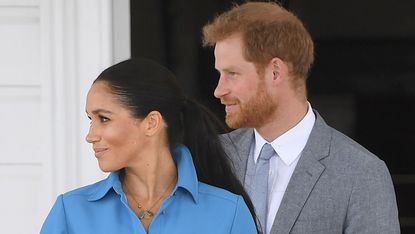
[41,145,257,234]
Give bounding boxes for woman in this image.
[41,58,259,233]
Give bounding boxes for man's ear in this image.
[270,57,288,82]
[143,111,164,136]
[271,58,280,80]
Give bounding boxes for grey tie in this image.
[248,143,275,232]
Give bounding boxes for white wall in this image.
[0,0,130,233]
[112,0,130,63]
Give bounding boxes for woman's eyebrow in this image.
[85,109,113,115]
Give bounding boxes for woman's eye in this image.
[99,115,110,122]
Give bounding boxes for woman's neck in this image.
[121,145,177,231]
[122,146,177,199]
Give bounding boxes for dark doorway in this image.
[130,1,415,232]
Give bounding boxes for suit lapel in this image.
[271,112,332,234]
[224,128,254,182]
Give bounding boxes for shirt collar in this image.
[88,144,199,203]
[87,171,123,202]
[253,102,315,165]
[172,144,199,203]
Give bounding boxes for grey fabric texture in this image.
[220,111,400,234]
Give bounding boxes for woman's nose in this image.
[85,125,100,143]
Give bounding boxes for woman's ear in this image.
[143,111,164,136]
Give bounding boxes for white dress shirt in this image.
[251,103,315,234]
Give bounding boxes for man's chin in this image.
[225,114,244,129]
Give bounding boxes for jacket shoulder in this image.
[329,128,383,166]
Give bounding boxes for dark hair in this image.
[94,58,259,232]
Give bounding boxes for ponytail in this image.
[181,98,260,233]
[181,99,227,184]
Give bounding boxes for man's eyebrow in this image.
[219,66,240,72]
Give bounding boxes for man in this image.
[202,2,400,234]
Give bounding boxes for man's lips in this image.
[224,104,238,112]
[221,101,238,112]
[93,148,108,158]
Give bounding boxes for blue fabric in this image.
[246,143,275,231]
[40,145,257,234]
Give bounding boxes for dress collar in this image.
[172,144,199,203]
[88,144,199,203]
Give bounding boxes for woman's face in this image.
[85,81,147,172]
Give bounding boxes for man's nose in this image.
[214,76,230,98]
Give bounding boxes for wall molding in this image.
[40,0,112,199]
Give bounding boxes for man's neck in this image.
[256,101,309,142]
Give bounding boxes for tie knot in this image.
[259,143,274,161]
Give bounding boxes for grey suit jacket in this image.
[220,111,400,234]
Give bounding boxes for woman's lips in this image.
[93,148,108,158]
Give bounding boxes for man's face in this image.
[214,34,276,129]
